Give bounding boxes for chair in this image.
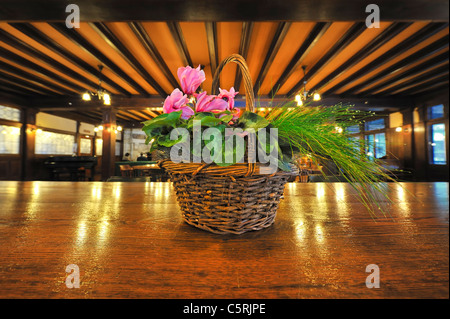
[119,165,134,177]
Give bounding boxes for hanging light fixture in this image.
[81,65,112,105]
[294,66,321,106]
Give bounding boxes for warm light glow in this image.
[94,127,99,132]
[117,126,123,132]
[335,126,343,133]
[82,92,91,101]
[395,127,402,132]
[103,93,111,105]
[98,125,104,130]
[295,94,301,102]
[36,128,43,134]
[313,92,321,101]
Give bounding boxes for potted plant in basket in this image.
[142,54,399,235]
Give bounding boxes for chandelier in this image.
[294,65,321,106]
[81,65,111,105]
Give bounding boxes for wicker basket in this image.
[159,54,296,234]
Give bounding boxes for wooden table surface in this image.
[0,181,448,299]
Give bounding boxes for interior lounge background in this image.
[0,1,448,182]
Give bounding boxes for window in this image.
[35,130,75,155]
[428,104,444,120]
[79,138,92,155]
[365,118,385,131]
[0,125,21,154]
[365,133,386,159]
[429,123,446,165]
[0,105,21,122]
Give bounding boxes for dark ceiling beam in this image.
[49,23,149,95]
[0,47,84,94]
[286,22,367,97]
[166,22,193,67]
[0,28,101,92]
[395,75,449,96]
[205,22,219,78]
[128,22,179,89]
[269,22,330,97]
[234,22,253,92]
[128,109,152,121]
[89,22,167,97]
[380,70,449,96]
[0,0,448,21]
[344,36,449,96]
[0,60,73,95]
[8,23,131,96]
[0,80,38,96]
[308,22,412,94]
[253,22,291,95]
[410,82,449,100]
[0,70,59,96]
[360,51,449,96]
[323,23,449,95]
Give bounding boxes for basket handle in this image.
[211,54,255,112]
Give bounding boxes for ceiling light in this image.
[395,127,402,132]
[313,92,321,101]
[82,92,91,101]
[117,126,123,131]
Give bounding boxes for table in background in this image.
[0,181,448,298]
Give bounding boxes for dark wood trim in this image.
[309,22,413,94]
[360,51,449,96]
[8,23,132,96]
[0,60,74,95]
[205,22,219,79]
[269,22,330,97]
[286,22,367,97]
[0,70,61,96]
[324,23,449,96]
[90,22,167,97]
[128,22,179,89]
[166,22,193,67]
[394,75,449,96]
[49,23,149,95]
[234,22,254,92]
[253,22,291,95]
[0,47,84,94]
[0,80,41,97]
[0,0,448,21]
[101,108,117,180]
[0,28,101,92]
[381,67,449,95]
[345,35,449,96]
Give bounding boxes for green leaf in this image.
[237,111,270,131]
[158,134,183,147]
[142,111,182,131]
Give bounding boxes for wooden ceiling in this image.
[0,0,449,125]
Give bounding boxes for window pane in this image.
[115,141,121,156]
[347,125,360,133]
[80,138,92,154]
[0,125,21,154]
[365,135,374,157]
[365,118,385,131]
[0,105,21,122]
[35,130,74,155]
[96,139,103,156]
[428,104,444,120]
[374,133,386,158]
[430,123,446,165]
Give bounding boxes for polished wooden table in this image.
[0,181,448,299]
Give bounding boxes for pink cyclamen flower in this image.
[195,91,228,113]
[218,87,238,111]
[177,65,206,95]
[163,88,194,120]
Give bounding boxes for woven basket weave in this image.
[160,54,296,234]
